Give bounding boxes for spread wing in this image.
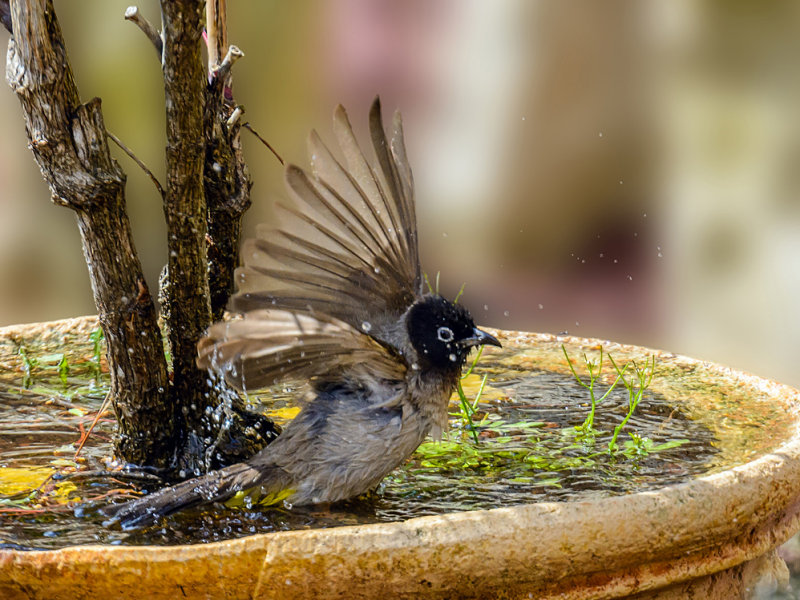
[197,309,406,391]
[231,97,422,344]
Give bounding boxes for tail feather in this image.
[103,462,277,530]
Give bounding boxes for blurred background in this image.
[1,1,799,386]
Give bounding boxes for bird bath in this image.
[1,315,800,599]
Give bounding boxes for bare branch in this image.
[106,129,165,198]
[213,44,243,83]
[243,122,285,166]
[205,0,228,71]
[124,6,162,57]
[226,105,243,129]
[205,1,219,69]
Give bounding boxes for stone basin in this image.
[1,316,799,599]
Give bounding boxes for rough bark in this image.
[160,0,275,473]
[204,1,251,321]
[204,93,251,321]
[5,0,175,467]
[159,0,215,455]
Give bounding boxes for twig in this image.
[226,106,243,129]
[73,391,113,460]
[242,122,285,165]
[214,44,244,83]
[205,0,228,71]
[106,130,165,198]
[55,469,165,485]
[124,6,163,57]
[205,1,220,69]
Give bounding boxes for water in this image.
[0,325,792,549]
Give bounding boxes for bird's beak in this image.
[461,327,502,348]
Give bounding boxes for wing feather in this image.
[231,97,422,343]
[197,310,405,391]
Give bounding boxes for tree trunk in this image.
[203,1,251,321]
[5,0,175,467]
[159,0,213,415]
[160,0,276,474]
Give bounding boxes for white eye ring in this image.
[437,326,454,342]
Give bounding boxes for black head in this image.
[406,295,501,372]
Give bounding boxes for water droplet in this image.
[538,304,544,310]
[483,304,489,311]
[442,232,448,238]
[374,266,381,274]
[627,275,633,281]
[361,321,372,332]
[503,310,510,317]
[598,132,603,138]
[448,353,457,362]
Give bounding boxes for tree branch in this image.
[213,44,243,83]
[202,1,251,322]
[106,129,165,198]
[159,0,216,457]
[5,0,174,467]
[243,121,285,166]
[124,6,162,58]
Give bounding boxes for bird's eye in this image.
[437,326,454,342]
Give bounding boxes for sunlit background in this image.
[1,1,799,386]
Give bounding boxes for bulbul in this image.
[107,97,501,530]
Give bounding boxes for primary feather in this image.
[232,98,422,348]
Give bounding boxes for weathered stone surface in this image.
[1,318,799,599]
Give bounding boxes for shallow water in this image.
[0,327,792,549]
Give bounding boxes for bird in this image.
[105,97,501,530]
